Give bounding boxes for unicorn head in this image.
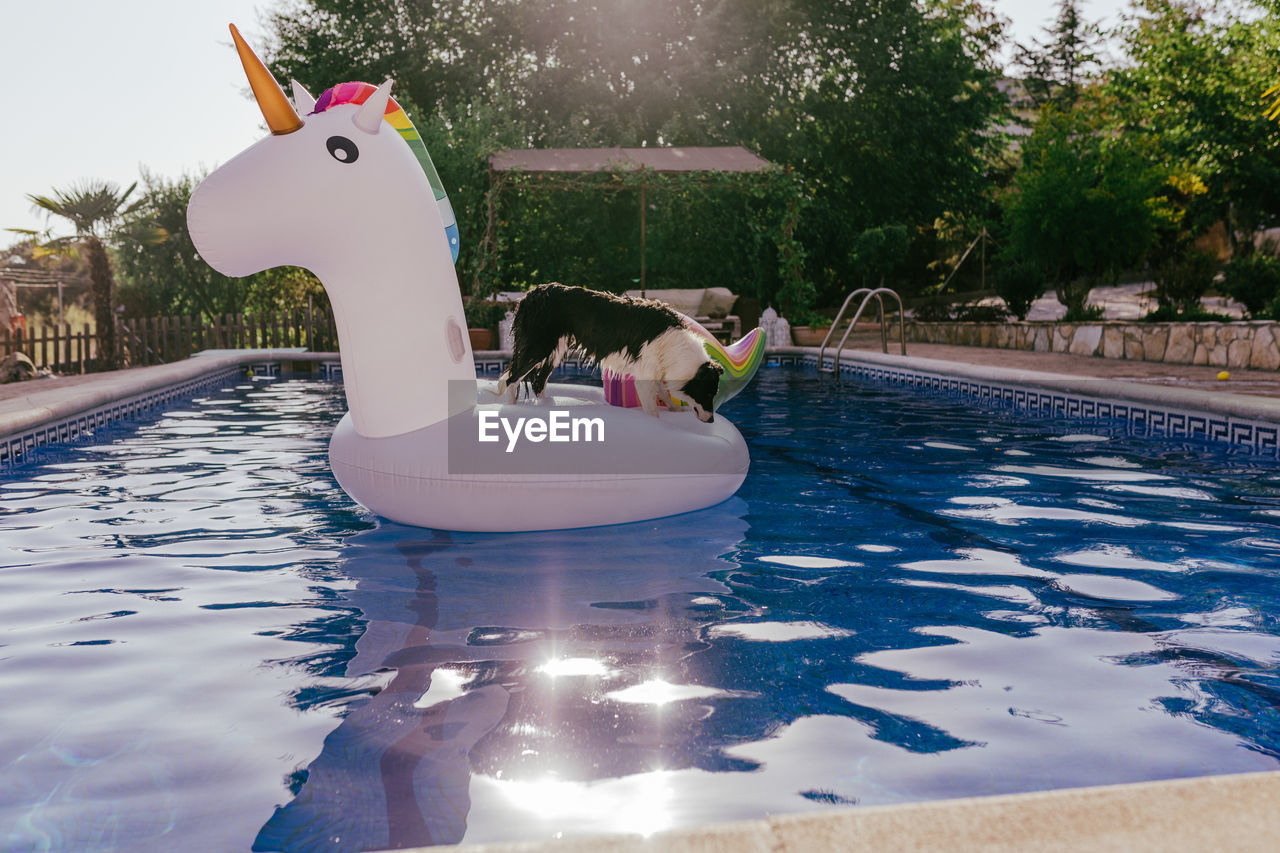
[188,25,474,438]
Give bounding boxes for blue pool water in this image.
[3,368,1280,851]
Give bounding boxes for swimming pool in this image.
[3,368,1279,851]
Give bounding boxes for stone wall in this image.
[901,321,1280,370]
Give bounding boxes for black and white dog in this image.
[496,283,724,422]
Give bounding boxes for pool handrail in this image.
[818,286,906,373]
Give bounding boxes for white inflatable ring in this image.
[331,382,748,531]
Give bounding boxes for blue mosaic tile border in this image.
[476,357,599,377]
[9,353,1275,467]
[769,353,1280,457]
[0,366,240,468]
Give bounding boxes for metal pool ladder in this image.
[818,286,906,374]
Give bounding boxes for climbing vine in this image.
[478,163,811,312]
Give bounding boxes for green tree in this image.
[264,0,1008,306]
[1003,106,1164,319]
[115,171,327,320]
[849,225,910,289]
[266,1,786,148]
[115,171,239,319]
[1222,251,1280,317]
[18,180,160,370]
[992,259,1045,321]
[1012,0,1103,110]
[1106,0,1280,253]
[763,0,1007,304]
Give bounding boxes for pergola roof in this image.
[0,267,89,287]
[489,145,771,174]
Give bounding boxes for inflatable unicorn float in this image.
[187,25,764,532]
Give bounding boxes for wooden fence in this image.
[1,309,339,373]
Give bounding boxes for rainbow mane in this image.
[313,82,459,262]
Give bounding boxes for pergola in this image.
[485,146,772,294]
[0,267,90,329]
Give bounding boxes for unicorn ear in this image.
[353,78,394,134]
[290,79,316,115]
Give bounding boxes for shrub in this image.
[788,308,834,328]
[1152,249,1220,315]
[992,261,1044,320]
[953,302,1011,322]
[1222,253,1280,318]
[913,299,954,322]
[1142,304,1235,322]
[1063,304,1105,322]
[463,298,506,330]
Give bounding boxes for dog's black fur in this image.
[498,283,723,421]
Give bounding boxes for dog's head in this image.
[671,360,724,423]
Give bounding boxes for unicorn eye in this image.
[326,136,359,164]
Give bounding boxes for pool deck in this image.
[4,345,1280,850]
[0,350,330,439]
[844,335,1280,398]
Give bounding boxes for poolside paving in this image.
[835,332,1280,400]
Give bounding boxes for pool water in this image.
[3,369,1280,851]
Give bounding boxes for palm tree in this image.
[22,180,144,370]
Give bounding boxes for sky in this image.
[0,0,1113,241]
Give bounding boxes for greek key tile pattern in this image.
[767,353,1279,457]
[8,354,1276,467]
[476,359,600,377]
[1,367,240,467]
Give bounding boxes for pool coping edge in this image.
[418,769,1280,853]
[0,351,340,464]
[782,346,1280,423]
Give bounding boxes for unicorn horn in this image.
[353,79,395,134]
[229,23,303,135]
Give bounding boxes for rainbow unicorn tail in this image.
[603,323,766,410]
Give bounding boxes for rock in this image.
[1143,327,1168,362]
[1102,326,1125,359]
[0,352,36,383]
[1250,326,1280,370]
[1124,327,1145,361]
[1069,324,1103,356]
[1227,339,1252,368]
[1033,327,1050,352]
[1165,327,1194,363]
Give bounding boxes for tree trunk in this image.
[86,236,118,370]
[1055,277,1091,320]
